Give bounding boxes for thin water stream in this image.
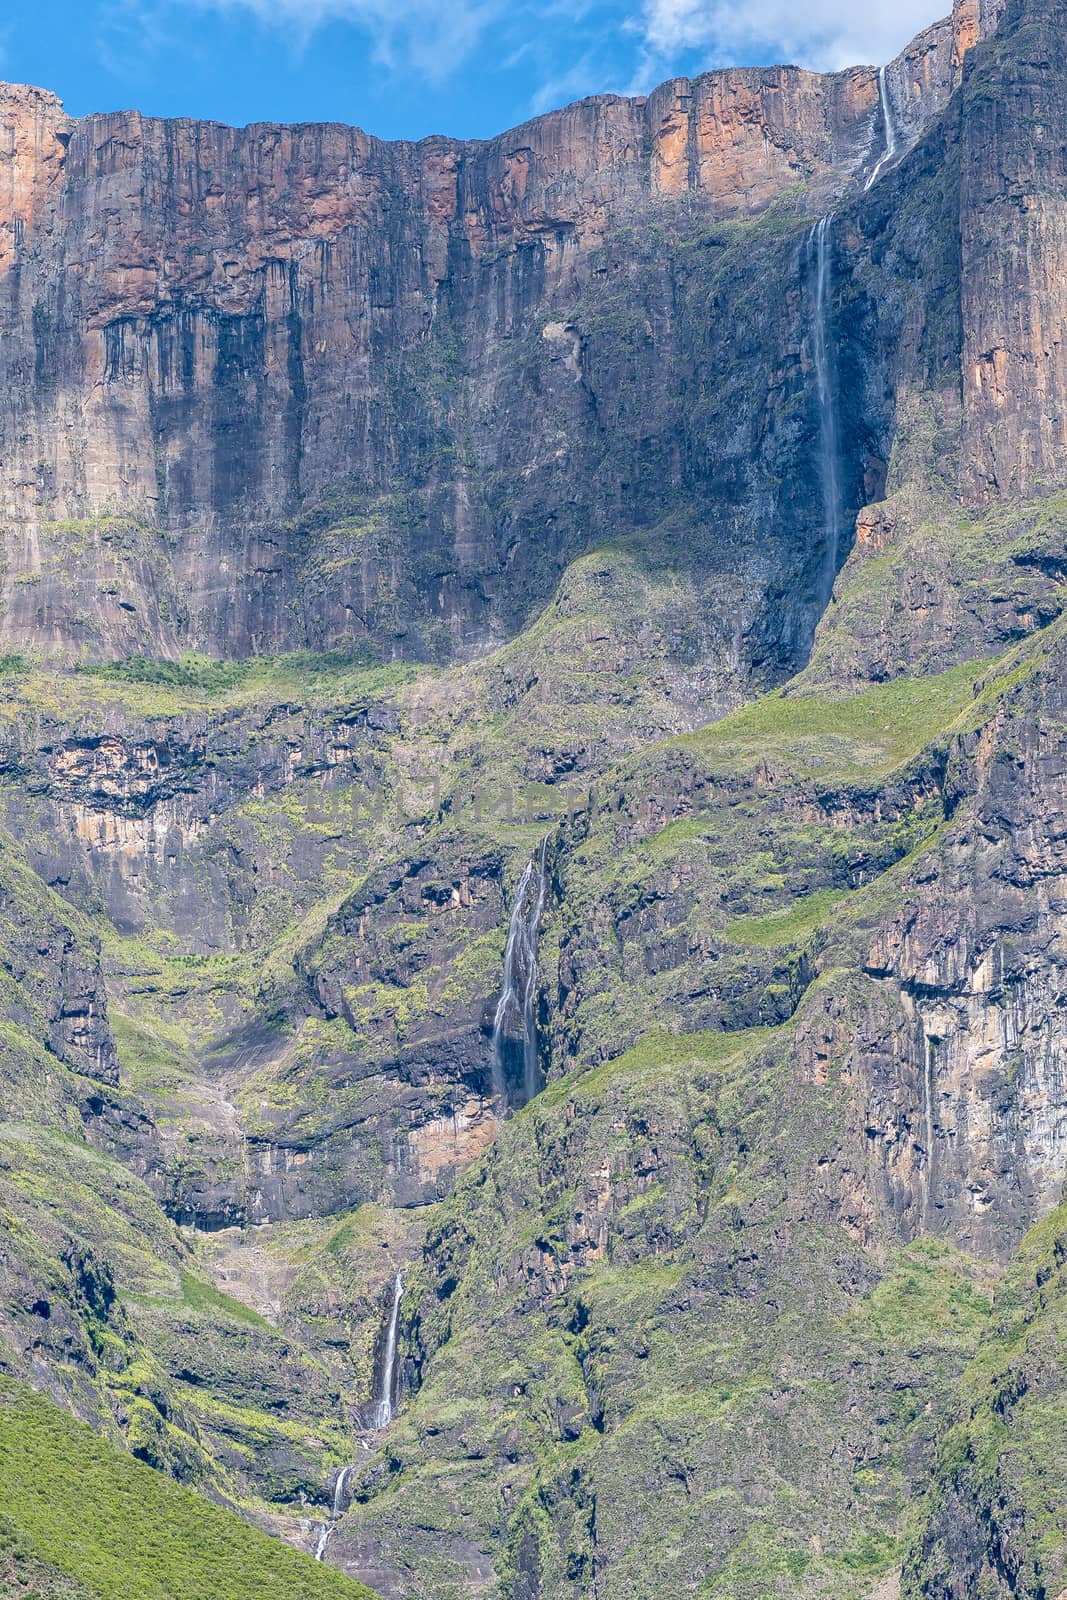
[865,66,899,192]
[808,212,842,603]
[373,1269,405,1430]
[491,839,550,1109]
[312,1271,405,1561]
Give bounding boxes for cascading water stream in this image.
[373,1268,405,1430]
[332,1464,354,1518]
[312,1466,353,1562]
[491,839,550,1109]
[804,66,900,614]
[808,213,842,603]
[864,65,899,192]
[312,1272,405,1561]
[922,1034,938,1227]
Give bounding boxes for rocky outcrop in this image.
[237,841,510,1218]
[857,658,1067,1260]
[959,0,1067,502]
[3,699,394,948]
[951,0,1009,78]
[0,845,119,1093]
[0,83,71,274]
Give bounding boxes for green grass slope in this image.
[0,1379,374,1600]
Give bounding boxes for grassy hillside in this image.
[0,1379,374,1600]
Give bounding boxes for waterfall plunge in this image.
[312,1464,355,1562]
[922,1034,938,1228]
[804,65,899,613]
[332,1464,354,1518]
[803,68,898,614]
[373,1269,405,1430]
[808,213,842,603]
[864,66,899,192]
[491,840,549,1110]
[311,1275,404,1562]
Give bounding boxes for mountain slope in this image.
[0,0,1065,1596]
[0,1378,373,1600]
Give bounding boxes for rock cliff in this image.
[0,0,996,670]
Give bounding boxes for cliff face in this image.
[0,5,988,669]
[959,0,1067,500]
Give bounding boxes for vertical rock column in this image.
[0,83,71,273]
[959,0,1067,502]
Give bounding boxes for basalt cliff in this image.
[1,0,1066,1597]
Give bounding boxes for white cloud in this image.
[179,0,616,102]
[638,0,939,75]
[529,57,605,113]
[184,0,504,79]
[103,0,944,112]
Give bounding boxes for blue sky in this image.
[2,0,941,141]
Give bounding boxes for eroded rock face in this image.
[952,0,1009,77]
[858,669,1067,1259]
[241,843,510,1218]
[0,83,71,274]
[1,702,394,947]
[0,857,119,1093]
[0,16,987,670]
[958,0,1067,502]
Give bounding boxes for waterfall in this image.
[309,1274,405,1562]
[922,1034,937,1226]
[808,213,842,601]
[312,1464,355,1562]
[332,1464,353,1518]
[864,66,899,192]
[373,1269,404,1430]
[491,839,550,1109]
[313,1264,406,1564]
